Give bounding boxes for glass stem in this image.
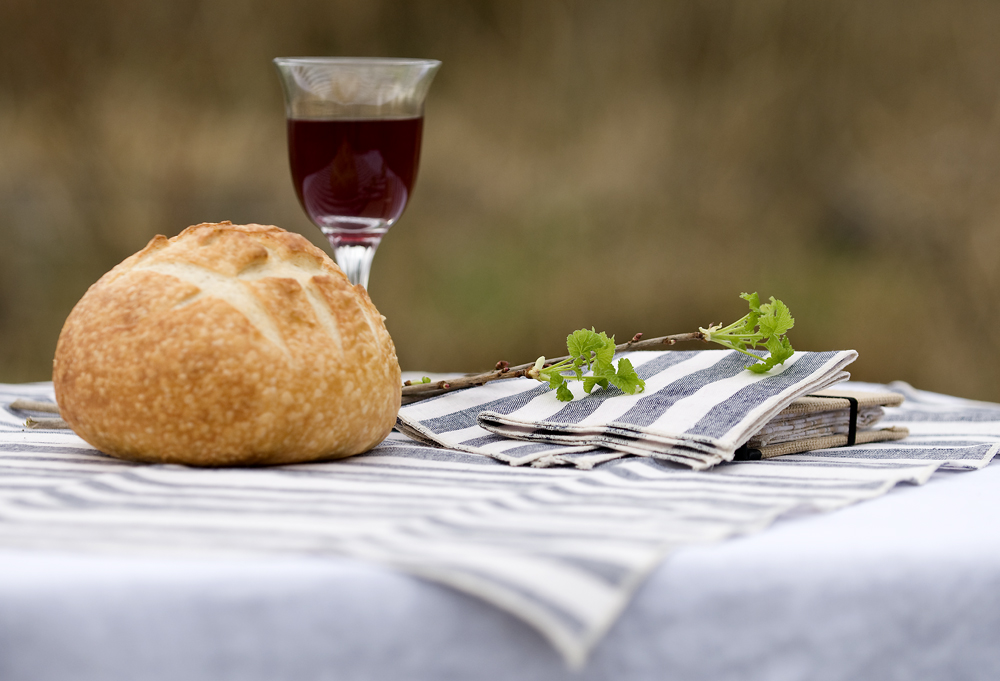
[332,241,380,289]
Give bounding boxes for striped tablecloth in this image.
[1,379,997,666]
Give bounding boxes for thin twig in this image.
[10,399,61,414]
[25,416,70,430]
[400,331,706,402]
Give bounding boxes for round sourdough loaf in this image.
[53,222,401,466]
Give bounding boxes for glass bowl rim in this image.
[274,57,441,67]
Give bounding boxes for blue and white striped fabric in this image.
[1,380,997,666]
[397,350,858,469]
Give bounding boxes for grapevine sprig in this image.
[400,292,796,404]
[698,292,795,374]
[526,329,645,402]
[527,292,794,401]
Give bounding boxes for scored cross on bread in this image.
[130,236,357,356]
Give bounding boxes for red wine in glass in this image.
[274,57,440,289]
[287,117,424,247]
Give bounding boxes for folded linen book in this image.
[733,387,907,460]
[396,350,908,470]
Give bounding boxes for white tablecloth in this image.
[3,457,998,681]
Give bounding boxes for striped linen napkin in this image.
[397,349,858,470]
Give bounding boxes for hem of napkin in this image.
[394,417,598,466]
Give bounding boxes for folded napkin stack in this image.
[733,387,908,460]
[396,349,903,470]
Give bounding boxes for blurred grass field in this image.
[2,0,1000,399]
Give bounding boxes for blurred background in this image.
[1,0,999,399]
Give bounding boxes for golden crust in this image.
[53,221,401,466]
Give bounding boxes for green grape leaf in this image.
[583,376,610,394]
[546,371,565,390]
[769,334,794,364]
[740,291,762,310]
[605,357,645,395]
[567,329,605,361]
[757,297,794,338]
[556,382,574,402]
[591,332,616,370]
[748,336,794,374]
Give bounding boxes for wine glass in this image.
[274,57,441,289]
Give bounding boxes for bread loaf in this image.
[53,222,401,466]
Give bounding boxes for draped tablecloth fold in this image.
[1,380,998,666]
